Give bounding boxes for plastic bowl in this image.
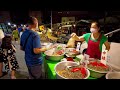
[106,72,120,79]
[44,49,65,62]
[87,60,112,78]
[54,61,90,79]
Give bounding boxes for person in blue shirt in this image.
[18,26,22,34]
[20,16,50,79]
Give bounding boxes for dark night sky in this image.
[9,10,120,25]
[10,11,29,25]
[10,10,51,25]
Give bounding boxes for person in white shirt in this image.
[20,28,24,38]
[0,29,7,78]
[0,29,4,46]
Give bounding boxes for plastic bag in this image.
[66,37,75,48]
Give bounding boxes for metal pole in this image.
[51,10,52,29]
[104,11,107,31]
[105,28,120,36]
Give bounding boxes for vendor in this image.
[67,21,110,59]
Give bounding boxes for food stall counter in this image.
[42,53,97,79]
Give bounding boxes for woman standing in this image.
[0,29,7,78]
[1,35,19,79]
[67,21,110,59]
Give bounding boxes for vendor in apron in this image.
[67,21,110,59]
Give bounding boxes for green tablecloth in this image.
[46,60,97,79]
[42,53,96,79]
[46,60,58,79]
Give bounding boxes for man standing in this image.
[20,16,49,79]
[18,26,22,34]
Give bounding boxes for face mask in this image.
[90,28,98,33]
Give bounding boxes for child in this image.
[1,34,19,79]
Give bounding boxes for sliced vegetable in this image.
[88,61,109,72]
[57,46,62,50]
[66,57,74,61]
[71,68,81,72]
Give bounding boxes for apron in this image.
[86,34,102,59]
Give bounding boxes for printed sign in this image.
[101,50,108,65]
[76,42,81,52]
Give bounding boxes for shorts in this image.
[27,64,43,79]
[14,38,18,41]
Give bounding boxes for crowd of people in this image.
[0,16,111,79]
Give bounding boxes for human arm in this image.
[66,33,85,48]
[0,30,4,39]
[33,34,52,54]
[12,44,16,52]
[33,47,48,54]
[20,35,24,51]
[104,40,110,51]
[71,33,85,41]
[12,30,14,36]
[12,31,15,39]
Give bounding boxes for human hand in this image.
[41,47,48,52]
[12,45,16,52]
[71,33,77,37]
[13,48,16,52]
[45,44,53,50]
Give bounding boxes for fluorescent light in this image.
[8,22,11,25]
[13,24,16,27]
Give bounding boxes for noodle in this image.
[58,66,87,79]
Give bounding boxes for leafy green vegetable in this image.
[57,46,62,50]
